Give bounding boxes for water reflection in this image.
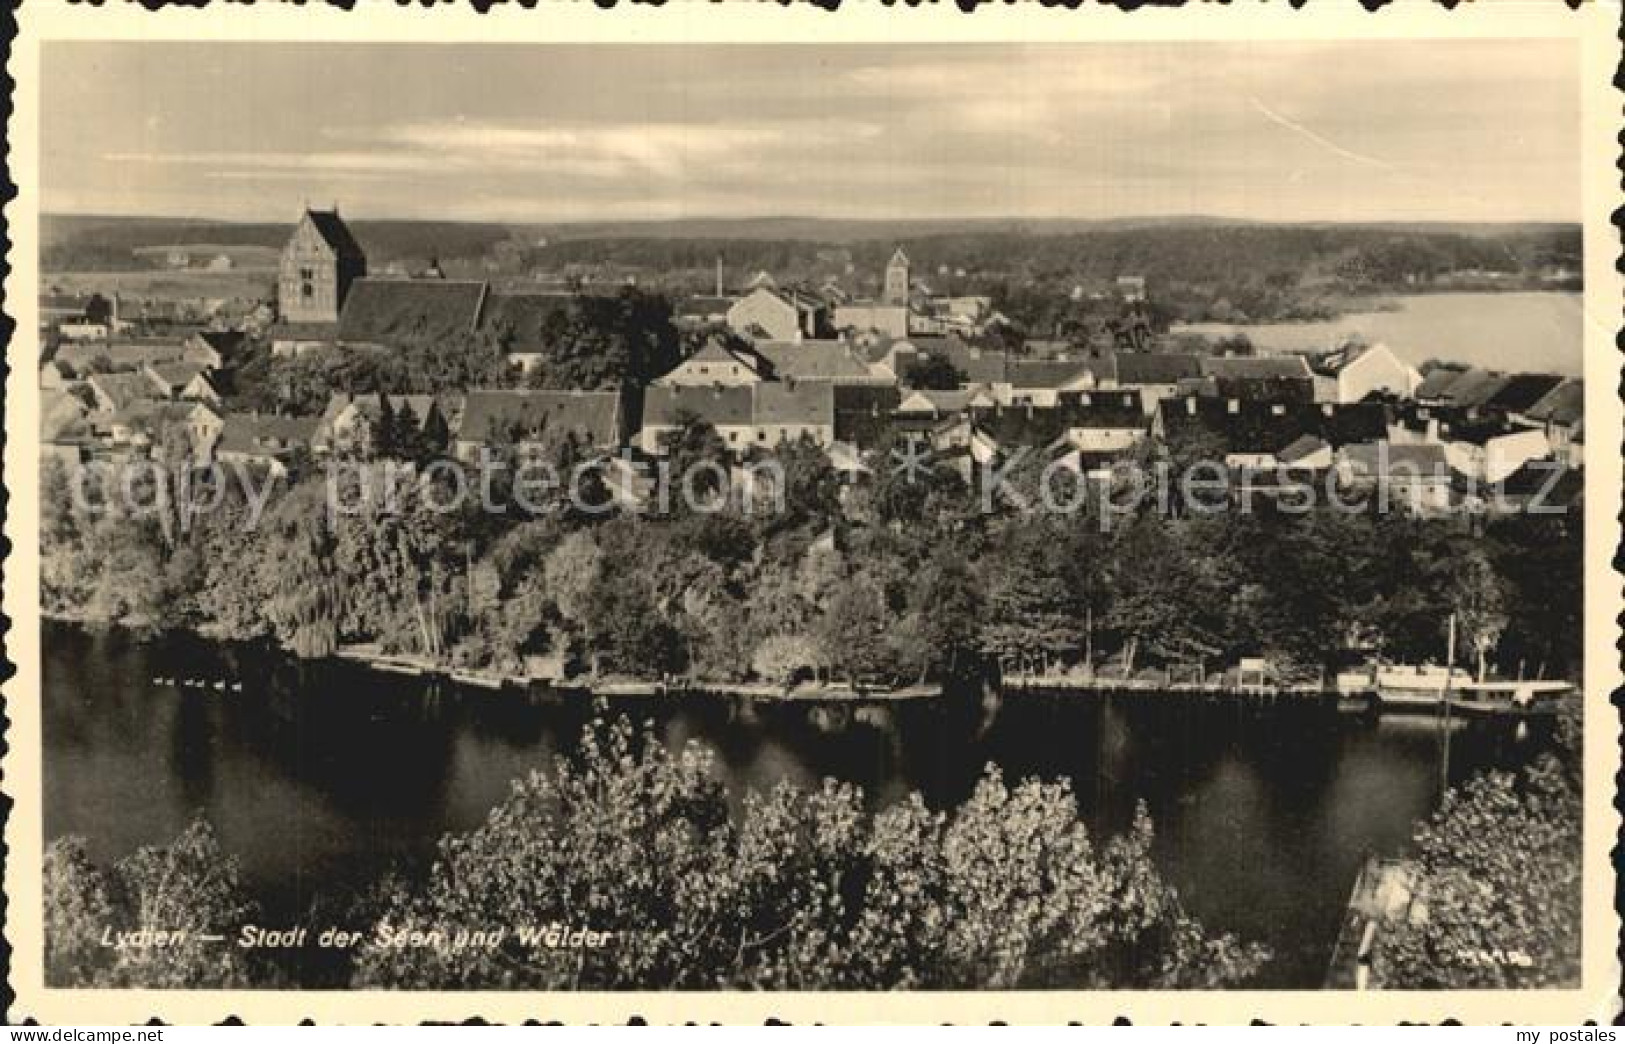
[42,622,1554,988]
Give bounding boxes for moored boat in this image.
[1451,679,1575,717]
[1373,664,1470,712]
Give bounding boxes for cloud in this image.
[55,41,1578,223]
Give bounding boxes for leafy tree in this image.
[893,551,984,682]
[265,494,344,659]
[350,716,1267,990]
[980,518,1093,674]
[816,573,894,684]
[902,353,967,391]
[1448,548,1509,682]
[1104,517,1230,673]
[44,821,257,988]
[661,410,732,512]
[1372,757,1580,989]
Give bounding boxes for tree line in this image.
[41,411,1582,688]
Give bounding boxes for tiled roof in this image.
[898,389,973,414]
[1158,397,1389,455]
[1115,352,1204,384]
[55,341,188,372]
[906,336,1011,385]
[980,396,1145,448]
[1483,374,1566,414]
[190,330,250,357]
[643,384,755,430]
[1436,368,1507,408]
[754,340,877,382]
[1277,434,1329,465]
[216,413,318,457]
[1007,355,1117,389]
[457,389,622,449]
[89,372,163,411]
[109,400,218,435]
[145,361,212,392]
[1524,379,1583,426]
[305,209,366,260]
[1051,390,1146,427]
[754,381,835,427]
[1198,355,1314,380]
[337,279,487,345]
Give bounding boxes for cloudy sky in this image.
[43,40,1578,224]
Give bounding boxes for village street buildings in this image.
[640,382,837,453]
[38,205,1585,522]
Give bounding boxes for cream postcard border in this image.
[4,0,1621,1024]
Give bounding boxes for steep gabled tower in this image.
[278,206,367,324]
[883,246,911,306]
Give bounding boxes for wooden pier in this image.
[1002,672,1366,704]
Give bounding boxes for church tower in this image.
[278,206,367,324]
[882,246,911,306]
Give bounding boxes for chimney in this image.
[716,254,724,298]
[1185,396,1197,416]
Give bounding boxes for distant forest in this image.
[43,214,1580,327]
[41,216,514,272]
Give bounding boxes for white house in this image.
[1442,425,1554,485]
[726,286,827,343]
[656,340,767,387]
[1311,343,1422,404]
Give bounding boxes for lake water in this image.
[1175,292,1585,376]
[42,623,1557,989]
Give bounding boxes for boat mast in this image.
[1439,611,1457,799]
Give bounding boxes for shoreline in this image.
[39,613,946,702]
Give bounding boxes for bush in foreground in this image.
[350,715,1269,990]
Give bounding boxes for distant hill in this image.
[42,215,1581,329]
[41,214,514,272]
[513,215,1267,244]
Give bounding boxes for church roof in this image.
[337,278,487,345]
[304,209,366,261]
[888,247,910,268]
